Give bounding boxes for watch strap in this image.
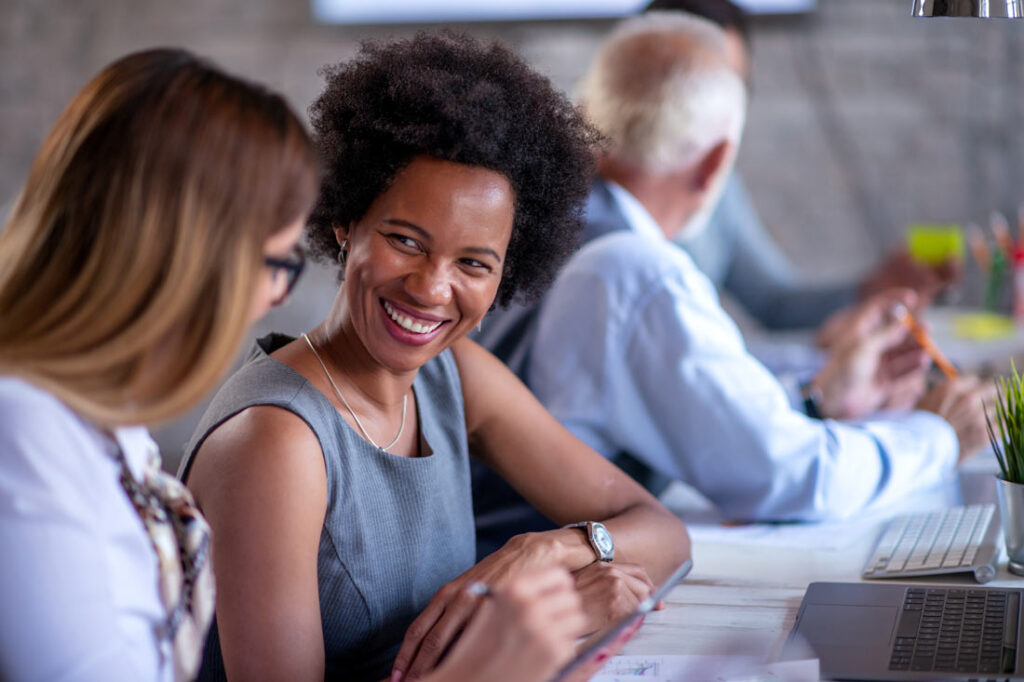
[800,381,824,420]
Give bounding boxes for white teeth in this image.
[383,301,442,334]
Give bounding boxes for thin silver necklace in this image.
[302,332,407,451]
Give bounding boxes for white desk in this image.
[924,307,1024,377]
[605,307,1024,677]
[619,454,1019,671]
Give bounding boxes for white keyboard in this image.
[862,504,1002,584]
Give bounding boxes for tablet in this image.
[552,558,694,681]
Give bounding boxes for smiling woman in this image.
[178,31,691,682]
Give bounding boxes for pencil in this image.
[892,304,958,380]
[991,211,1015,258]
[1018,203,1024,246]
[967,223,991,272]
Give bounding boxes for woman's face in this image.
[338,156,514,373]
[251,217,306,322]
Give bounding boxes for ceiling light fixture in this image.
[912,0,1023,17]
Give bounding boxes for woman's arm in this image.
[390,339,689,681]
[185,406,328,682]
[455,337,689,579]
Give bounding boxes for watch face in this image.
[593,525,614,556]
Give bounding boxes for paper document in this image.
[685,516,879,551]
[590,654,819,681]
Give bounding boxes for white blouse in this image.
[0,376,172,681]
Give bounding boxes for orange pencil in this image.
[892,304,958,379]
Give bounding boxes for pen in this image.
[892,304,958,380]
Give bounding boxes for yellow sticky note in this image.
[906,223,965,266]
[953,312,1017,341]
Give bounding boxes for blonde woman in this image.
[0,48,587,682]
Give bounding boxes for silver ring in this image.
[466,581,493,597]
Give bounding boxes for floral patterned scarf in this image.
[118,444,215,681]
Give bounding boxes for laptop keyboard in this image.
[863,504,1000,583]
[889,587,1019,674]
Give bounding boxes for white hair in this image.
[578,11,747,174]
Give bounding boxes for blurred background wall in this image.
[3,0,1023,469]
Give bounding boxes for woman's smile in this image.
[381,299,448,345]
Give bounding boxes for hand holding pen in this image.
[889,304,998,462]
[417,569,586,682]
[890,303,958,380]
[811,290,930,419]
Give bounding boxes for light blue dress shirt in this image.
[527,181,959,522]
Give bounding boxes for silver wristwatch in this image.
[563,521,614,562]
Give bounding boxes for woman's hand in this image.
[572,561,660,635]
[558,615,646,682]
[391,532,569,681]
[423,568,587,682]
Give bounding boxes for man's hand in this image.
[859,249,961,304]
[916,376,998,463]
[811,289,929,419]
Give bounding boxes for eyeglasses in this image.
[264,244,306,306]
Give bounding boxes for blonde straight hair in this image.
[0,49,319,427]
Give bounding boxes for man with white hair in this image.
[472,12,992,556]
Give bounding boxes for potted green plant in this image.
[987,360,1024,576]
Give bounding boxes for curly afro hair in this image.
[307,31,601,308]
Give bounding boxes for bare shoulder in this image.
[450,336,490,368]
[451,337,525,407]
[450,337,519,392]
[186,405,327,520]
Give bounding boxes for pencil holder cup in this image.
[988,360,1024,575]
[996,478,1024,576]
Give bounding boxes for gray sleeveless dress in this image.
[179,334,477,681]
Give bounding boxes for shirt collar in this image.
[603,180,666,243]
[111,425,159,482]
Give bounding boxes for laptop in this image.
[552,558,694,681]
[785,581,1024,681]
